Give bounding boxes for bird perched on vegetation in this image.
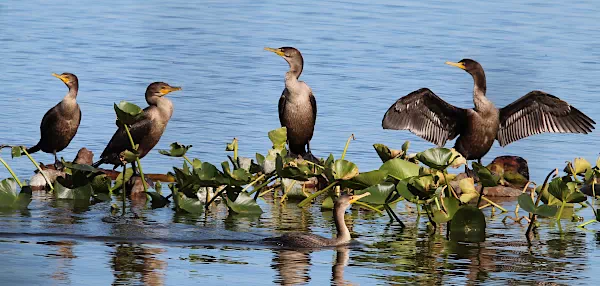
[265,47,317,159]
[382,59,595,162]
[27,73,81,165]
[264,192,370,248]
[93,82,181,168]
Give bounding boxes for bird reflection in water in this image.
[271,247,355,286]
[109,242,166,286]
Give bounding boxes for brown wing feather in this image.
[497,90,595,146]
[382,88,467,146]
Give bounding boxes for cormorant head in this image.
[445,59,486,92]
[264,46,304,76]
[335,192,371,210]
[52,72,78,90]
[146,82,182,98]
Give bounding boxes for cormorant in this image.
[264,192,370,248]
[93,82,181,168]
[265,47,317,158]
[382,59,595,161]
[27,73,81,164]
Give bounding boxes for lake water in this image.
[1,0,600,285]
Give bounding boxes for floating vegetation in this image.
[0,100,599,244]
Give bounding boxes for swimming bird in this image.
[92,82,181,168]
[264,192,370,248]
[265,47,317,158]
[382,59,595,162]
[27,73,81,165]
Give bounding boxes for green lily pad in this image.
[547,177,585,203]
[355,182,395,205]
[11,146,22,158]
[54,180,93,201]
[114,101,144,125]
[0,179,31,209]
[113,167,134,191]
[431,197,460,223]
[350,169,389,188]
[373,144,393,162]
[321,196,334,210]
[458,178,479,203]
[147,191,170,209]
[119,149,139,164]
[268,127,287,150]
[416,148,454,170]
[159,142,192,157]
[226,191,263,214]
[564,157,591,175]
[174,191,204,214]
[450,205,486,242]
[396,180,415,202]
[91,174,111,194]
[379,158,420,180]
[330,159,359,181]
[472,162,500,187]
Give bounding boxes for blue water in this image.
[1,0,600,285]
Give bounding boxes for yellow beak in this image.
[348,192,371,204]
[264,47,285,57]
[160,86,182,96]
[52,73,68,83]
[445,61,466,70]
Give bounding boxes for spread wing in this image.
[382,88,467,146]
[497,90,595,146]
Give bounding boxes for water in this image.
[1,0,600,284]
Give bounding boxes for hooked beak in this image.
[264,47,285,57]
[52,73,68,84]
[160,86,182,96]
[348,192,371,204]
[445,61,466,70]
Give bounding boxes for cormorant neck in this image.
[470,69,489,111]
[334,205,351,243]
[287,57,303,79]
[64,84,78,100]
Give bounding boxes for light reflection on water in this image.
[2,0,600,284]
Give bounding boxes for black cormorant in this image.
[382,59,595,161]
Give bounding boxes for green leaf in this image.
[401,141,410,153]
[63,162,101,173]
[226,191,263,214]
[114,101,144,125]
[113,167,134,191]
[396,180,415,201]
[548,177,569,202]
[355,182,395,205]
[147,191,170,209]
[159,142,192,157]
[174,191,204,214]
[373,144,393,162]
[450,205,486,242]
[54,181,93,201]
[350,169,389,188]
[225,138,238,152]
[321,196,334,210]
[459,178,479,203]
[281,178,307,199]
[416,148,454,170]
[268,127,287,150]
[564,158,591,175]
[0,179,18,208]
[11,146,22,158]
[472,162,499,187]
[91,174,111,194]
[535,204,559,217]
[517,194,536,213]
[331,159,359,181]
[566,191,587,203]
[379,158,420,180]
[119,150,139,164]
[431,197,460,223]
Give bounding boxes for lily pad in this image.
[355,182,395,205]
[472,162,500,187]
[54,180,93,201]
[517,193,558,217]
[450,205,486,242]
[91,174,111,194]
[564,157,591,175]
[431,197,460,223]
[416,148,454,170]
[331,159,359,181]
[174,191,204,214]
[159,142,192,157]
[11,146,22,158]
[548,177,587,203]
[113,167,134,191]
[321,196,334,210]
[0,179,31,209]
[226,191,263,214]
[350,169,389,188]
[396,180,415,202]
[268,127,287,150]
[114,101,144,125]
[458,178,479,203]
[379,158,420,180]
[373,144,393,162]
[147,191,170,209]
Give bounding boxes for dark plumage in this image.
[382,59,595,161]
[93,82,181,167]
[263,193,370,248]
[265,47,317,157]
[27,73,81,163]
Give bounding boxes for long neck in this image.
[471,69,492,111]
[63,84,78,101]
[147,96,174,121]
[287,57,303,80]
[334,205,351,243]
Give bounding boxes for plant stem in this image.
[205,186,227,210]
[481,196,508,212]
[241,174,266,193]
[384,204,406,228]
[0,157,23,188]
[20,147,53,190]
[526,168,557,238]
[303,160,325,169]
[183,156,194,166]
[578,219,596,228]
[556,201,566,222]
[442,172,458,199]
[122,164,127,216]
[341,134,355,160]
[279,179,295,203]
[123,125,148,192]
[248,173,277,195]
[298,181,337,208]
[354,201,383,214]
